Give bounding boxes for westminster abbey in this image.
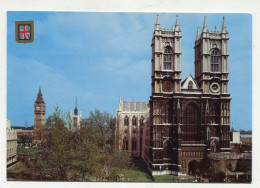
[116,15,235,177]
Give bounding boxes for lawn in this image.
[122,157,153,182]
[153,174,175,182]
[121,158,197,183]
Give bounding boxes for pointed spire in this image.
[214,26,217,32]
[196,26,200,40]
[35,87,44,103]
[154,14,161,30]
[156,14,160,25]
[74,96,78,115]
[222,16,227,33]
[176,14,179,25]
[202,16,208,33]
[175,15,181,32]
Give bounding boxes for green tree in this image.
[35,105,73,181]
[69,126,105,181]
[32,106,133,181]
[84,109,116,149]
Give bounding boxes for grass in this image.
[122,157,153,182]
[17,148,40,154]
[153,174,175,182]
[121,158,197,183]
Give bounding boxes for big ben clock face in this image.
[162,81,173,92]
[36,106,40,111]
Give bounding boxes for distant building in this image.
[34,88,46,144]
[69,97,82,131]
[12,126,34,147]
[115,96,148,157]
[230,132,241,144]
[6,119,17,166]
[240,133,252,144]
[230,131,252,145]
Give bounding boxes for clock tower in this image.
[34,88,45,144]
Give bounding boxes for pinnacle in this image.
[222,16,227,33]
[175,15,181,32]
[196,26,200,40]
[203,16,208,32]
[155,14,160,25]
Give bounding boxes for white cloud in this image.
[35,12,154,55]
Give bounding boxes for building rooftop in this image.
[12,126,34,130]
[122,101,148,112]
[240,134,252,138]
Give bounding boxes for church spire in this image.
[74,96,78,115]
[196,26,200,40]
[202,16,208,33]
[175,15,181,32]
[156,14,160,25]
[154,14,161,30]
[222,16,227,33]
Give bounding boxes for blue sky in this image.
[7,12,252,130]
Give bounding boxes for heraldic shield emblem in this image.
[15,21,34,43]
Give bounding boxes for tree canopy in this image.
[31,105,133,181]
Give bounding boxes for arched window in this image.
[227,163,232,171]
[182,103,201,141]
[132,138,137,151]
[132,116,137,127]
[123,138,128,150]
[124,116,129,126]
[163,47,173,70]
[210,49,220,72]
[188,81,193,89]
[210,103,220,124]
[140,116,144,127]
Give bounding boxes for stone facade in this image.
[144,15,231,176]
[230,131,241,144]
[69,97,82,131]
[6,119,17,166]
[208,152,251,182]
[13,126,34,147]
[34,88,45,144]
[240,134,252,144]
[115,15,251,181]
[115,97,148,157]
[69,109,82,131]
